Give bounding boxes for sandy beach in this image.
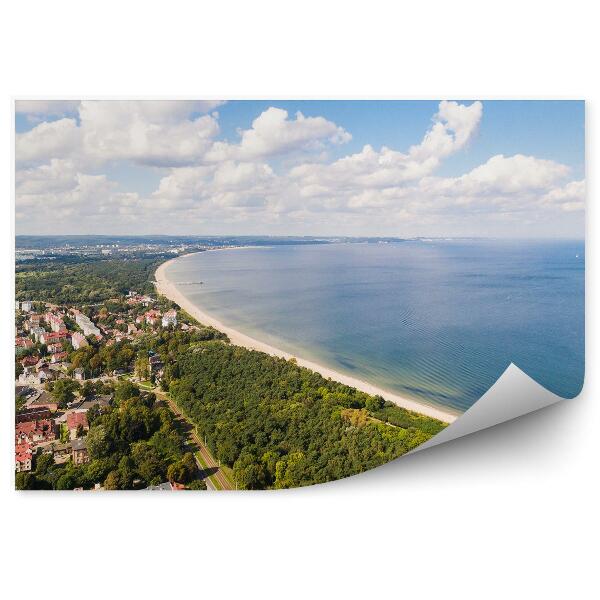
[155,254,458,423]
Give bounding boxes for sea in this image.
[163,239,585,414]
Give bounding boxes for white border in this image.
[1,2,597,599]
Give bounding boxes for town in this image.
[15,287,229,490]
[14,236,448,491]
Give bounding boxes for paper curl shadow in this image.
[411,363,566,453]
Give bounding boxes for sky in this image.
[14,99,585,238]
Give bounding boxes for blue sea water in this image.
[164,240,585,414]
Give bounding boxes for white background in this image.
[1,2,597,598]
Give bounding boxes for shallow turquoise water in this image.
[164,240,585,413]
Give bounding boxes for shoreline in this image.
[154,252,458,424]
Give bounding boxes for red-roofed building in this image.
[15,337,34,350]
[20,355,39,368]
[66,412,89,439]
[45,312,65,332]
[144,310,162,326]
[15,442,32,472]
[51,351,68,363]
[15,419,56,447]
[40,330,69,345]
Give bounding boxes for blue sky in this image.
[15,100,585,237]
[215,100,585,176]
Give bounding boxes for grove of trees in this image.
[168,342,446,489]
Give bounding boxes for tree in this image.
[34,452,54,477]
[15,472,36,490]
[104,470,121,490]
[81,380,96,400]
[56,472,78,490]
[50,379,81,408]
[365,394,385,412]
[116,456,136,489]
[86,425,110,459]
[114,380,140,404]
[233,453,267,490]
[167,461,186,483]
[187,479,207,491]
[131,441,166,483]
[87,403,102,426]
[135,356,150,381]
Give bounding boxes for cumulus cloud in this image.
[78,101,220,166]
[16,100,225,167]
[16,118,82,163]
[290,101,482,192]
[540,179,585,212]
[206,107,351,161]
[14,100,584,236]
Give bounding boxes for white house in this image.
[75,312,101,336]
[71,332,89,350]
[161,309,177,328]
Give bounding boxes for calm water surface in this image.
[164,240,585,413]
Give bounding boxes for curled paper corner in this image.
[410,363,567,454]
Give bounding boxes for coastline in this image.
[154,252,458,424]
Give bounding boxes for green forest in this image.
[15,256,165,304]
[168,342,446,489]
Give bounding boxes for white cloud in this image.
[206,107,351,161]
[78,101,220,166]
[16,100,225,167]
[290,101,482,193]
[540,179,585,212]
[16,159,78,195]
[16,118,81,163]
[14,100,584,237]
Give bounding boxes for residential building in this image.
[29,391,59,412]
[146,482,175,491]
[51,351,68,363]
[16,418,56,446]
[45,313,65,332]
[71,332,88,350]
[21,301,33,312]
[71,438,89,465]
[161,309,177,328]
[15,337,34,352]
[30,326,46,342]
[144,309,162,326]
[75,312,101,336]
[47,342,63,354]
[16,406,51,424]
[73,368,85,381]
[36,368,57,384]
[15,442,32,472]
[20,355,39,368]
[44,441,72,464]
[66,412,89,439]
[148,354,163,373]
[71,394,112,412]
[40,330,69,345]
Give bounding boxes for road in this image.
[153,388,234,491]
